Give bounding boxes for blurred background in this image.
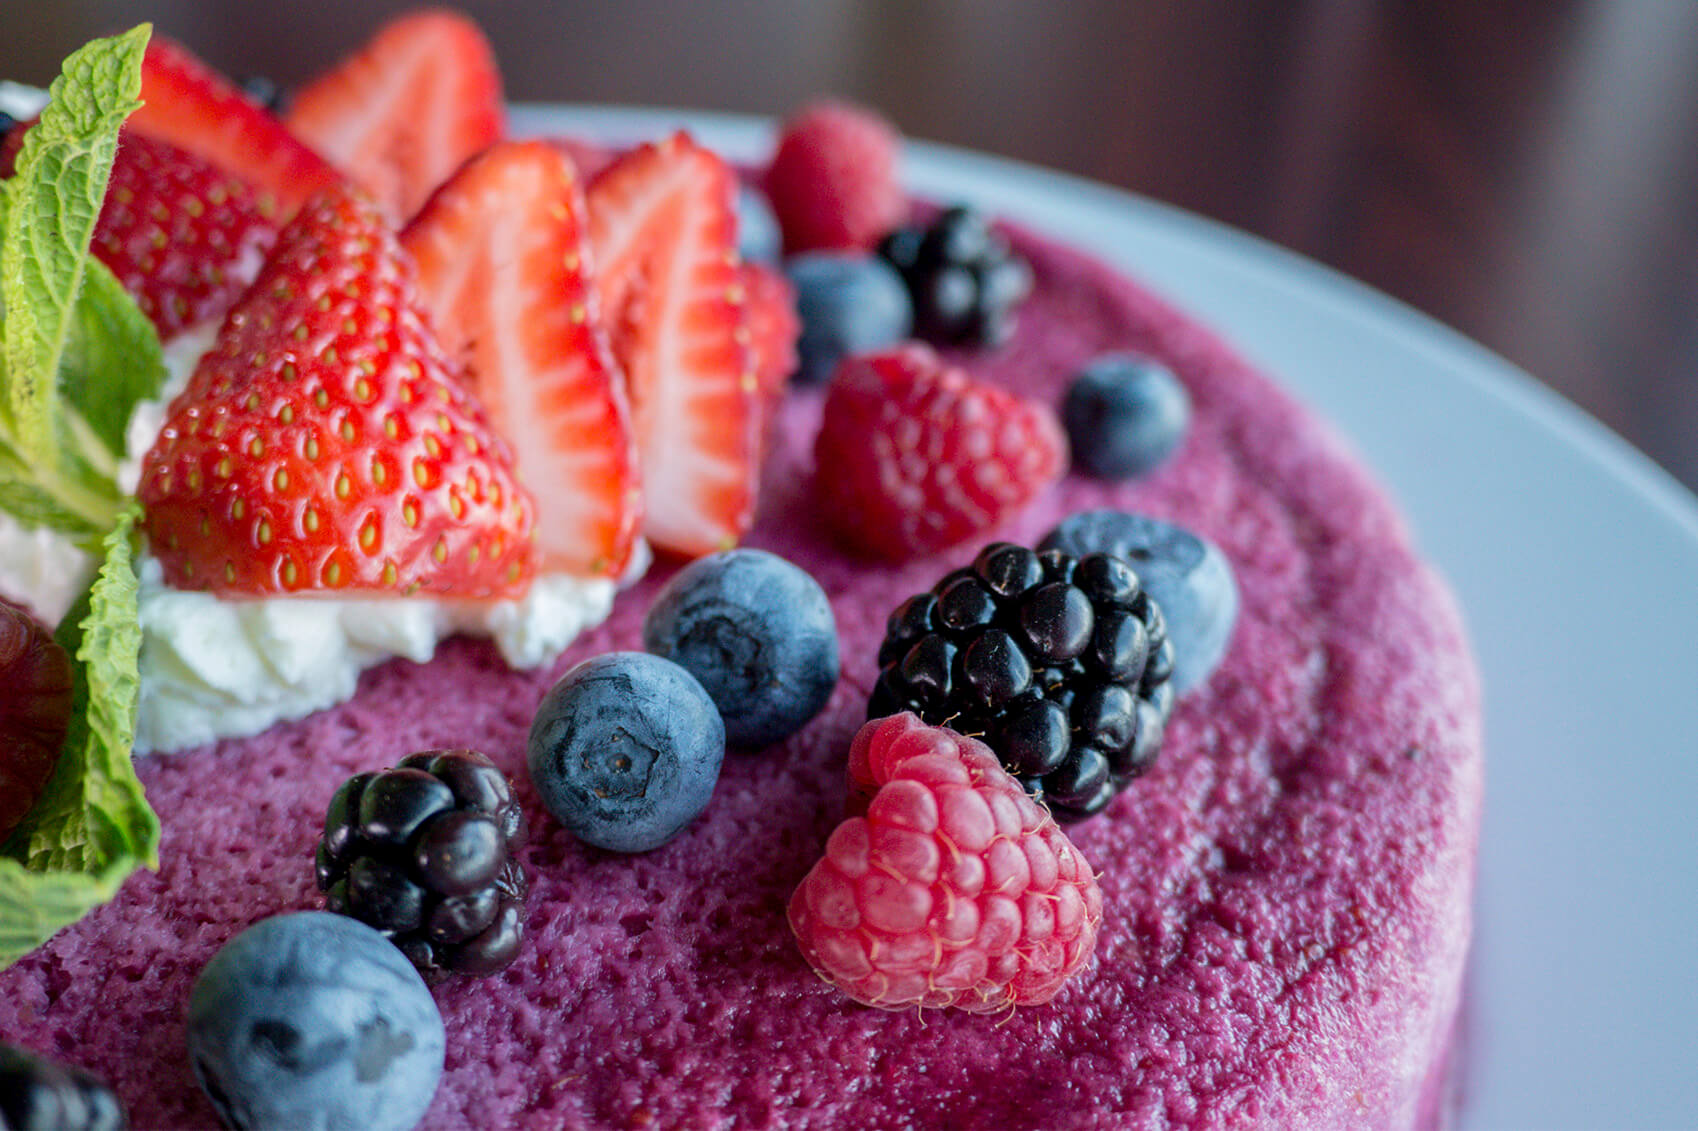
[5,0,1698,492]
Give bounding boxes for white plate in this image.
[517,105,1698,1129]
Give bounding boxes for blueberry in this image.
[527,652,725,853]
[1041,510,1238,694]
[186,912,445,1131]
[783,252,912,384]
[0,1043,125,1131]
[736,182,782,264]
[642,549,839,749]
[1061,353,1191,479]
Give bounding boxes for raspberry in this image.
[813,345,1068,561]
[789,713,1102,1012]
[762,100,906,253]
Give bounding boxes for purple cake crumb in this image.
[0,223,1482,1130]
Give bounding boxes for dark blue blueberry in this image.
[527,652,725,853]
[186,912,444,1131]
[1041,510,1238,694]
[0,1043,125,1131]
[642,549,839,749]
[736,182,782,264]
[782,252,912,384]
[1061,353,1192,479]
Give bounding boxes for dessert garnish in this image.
[1061,352,1192,480]
[0,1040,126,1130]
[187,911,445,1131]
[813,345,1067,560]
[402,139,642,580]
[642,547,840,749]
[0,600,74,843]
[137,183,537,597]
[784,250,913,385]
[870,541,1175,820]
[1041,510,1239,694]
[317,749,529,981]
[527,652,726,853]
[877,204,1032,347]
[762,99,905,255]
[283,8,503,223]
[789,712,1102,1011]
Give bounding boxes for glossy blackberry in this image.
[317,749,528,981]
[0,1043,126,1131]
[870,542,1175,821]
[876,205,1031,347]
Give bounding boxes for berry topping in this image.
[1041,510,1239,694]
[783,251,912,385]
[737,260,801,406]
[285,9,505,223]
[91,132,280,341]
[587,133,761,557]
[878,205,1032,347]
[404,140,643,580]
[735,181,782,264]
[129,37,344,220]
[813,345,1067,561]
[0,1042,126,1131]
[790,713,1101,1012]
[1061,353,1192,480]
[138,185,537,599]
[527,652,725,853]
[762,100,906,254]
[0,600,74,843]
[187,912,445,1131]
[642,548,840,749]
[870,542,1176,821]
[318,749,529,980]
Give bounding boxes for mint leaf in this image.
[61,255,167,458]
[0,506,154,969]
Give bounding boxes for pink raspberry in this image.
[788,713,1102,1012]
[762,100,906,253]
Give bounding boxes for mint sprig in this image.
[0,26,165,970]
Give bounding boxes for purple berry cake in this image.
[0,13,1481,1131]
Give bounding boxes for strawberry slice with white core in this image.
[129,37,344,219]
[139,184,537,599]
[587,133,760,557]
[404,140,643,580]
[286,8,505,223]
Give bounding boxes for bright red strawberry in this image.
[738,260,800,403]
[0,599,74,843]
[91,132,280,341]
[403,140,642,580]
[813,345,1067,560]
[790,712,1102,1012]
[587,133,760,557]
[286,8,505,223]
[762,100,906,253]
[139,185,536,599]
[129,37,344,219]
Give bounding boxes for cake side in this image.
[0,221,1482,1130]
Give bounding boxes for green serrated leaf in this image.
[61,255,167,459]
[0,505,154,970]
[0,435,120,550]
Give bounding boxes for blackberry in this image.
[317,749,528,980]
[876,205,1031,347]
[870,542,1175,821]
[0,1043,126,1131]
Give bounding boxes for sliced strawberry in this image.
[548,136,618,182]
[129,37,343,219]
[814,345,1068,560]
[92,132,280,341]
[139,185,536,599]
[286,9,504,223]
[403,140,642,580]
[586,133,760,557]
[738,260,799,403]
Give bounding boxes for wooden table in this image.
[7,0,1697,492]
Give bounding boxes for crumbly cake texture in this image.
[0,222,1482,1130]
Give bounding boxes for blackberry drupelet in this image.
[870,542,1175,821]
[877,205,1032,346]
[317,749,528,980]
[0,1043,126,1131]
